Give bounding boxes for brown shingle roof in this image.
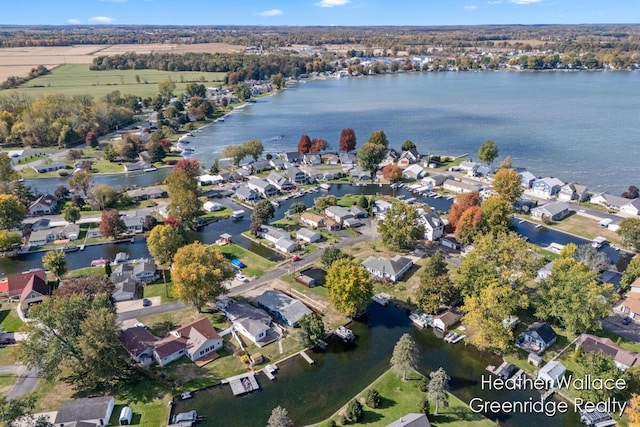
[19,274,49,303]
[576,334,639,368]
[7,270,46,298]
[121,326,157,358]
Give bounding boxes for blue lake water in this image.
[189,71,640,194]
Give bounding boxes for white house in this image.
[28,194,58,216]
[266,171,294,191]
[54,396,115,427]
[519,171,537,189]
[153,318,223,367]
[275,237,296,253]
[432,310,462,331]
[248,178,278,199]
[361,255,413,282]
[218,299,277,346]
[402,164,425,180]
[203,201,224,212]
[296,227,321,243]
[418,210,444,241]
[443,179,481,194]
[537,361,566,387]
[530,202,572,221]
[531,177,564,198]
[558,183,589,202]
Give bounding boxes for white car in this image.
[235,274,249,282]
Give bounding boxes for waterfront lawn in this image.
[65,266,105,278]
[112,379,172,426]
[544,214,622,246]
[217,243,275,278]
[137,308,215,338]
[200,207,232,220]
[316,368,493,427]
[0,306,23,333]
[90,159,126,174]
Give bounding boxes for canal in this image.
[173,303,581,426]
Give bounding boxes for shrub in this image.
[419,396,431,415]
[345,400,363,423]
[419,377,429,392]
[365,389,381,408]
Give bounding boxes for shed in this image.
[537,361,566,387]
[528,353,542,367]
[119,406,133,425]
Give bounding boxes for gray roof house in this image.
[257,225,291,244]
[257,290,312,327]
[519,171,537,189]
[235,185,260,202]
[339,152,356,165]
[250,160,272,173]
[558,183,589,202]
[248,178,278,198]
[361,255,414,283]
[442,179,481,194]
[54,396,115,427]
[422,174,450,187]
[530,201,572,221]
[386,413,431,427]
[324,206,354,225]
[275,237,296,253]
[28,194,58,216]
[32,162,67,174]
[347,166,371,180]
[218,298,278,346]
[531,177,565,198]
[621,199,640,216]
[287,166,307,184]
[269,158,286,170]
[110,272,138,302]
[589,192,633,211]
[266,171,294,191]
[133,258,157,282]
[418,210,445,241]
[296,227,321,243]
[122,215,144,234]
[284,152,301,163]
[516,322,557,355]
[402,164,425,180]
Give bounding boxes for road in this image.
[117,301,186,322]
[602,314,640,342]
[0,363,40,400]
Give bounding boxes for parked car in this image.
[0,337,16,346]
[622,316,633,325]
[235,274,249,283]
[292,255,301,262]
[142,298,152,307]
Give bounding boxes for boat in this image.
[62,245,79,253]
[90,258,109,266]
[114,252,129,263]
[592,236,607,249]
[372,293,391,306]
[319,183,331,190]
[409,312,430,329]
[173,410,197,423]
[444,332,466,344]
[180,392,193,400]
[271,200,280,207]
[143,166,157,172]
[231,209,245,220]
[334,326,355,341]
[291,192,304,198]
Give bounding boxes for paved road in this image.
[8,366,39,400]
[117,301,186,322]
[602,314,640,342]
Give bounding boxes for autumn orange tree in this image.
[447,191,481,230]
[339,128,357,152]
[382,164,402,182]
[297,134,312,154]
[629,394,640,427]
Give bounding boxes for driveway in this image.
[602,313,640,342]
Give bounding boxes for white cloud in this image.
[89,16,115,23]
[315,0,350,8]
[487,0,503,4]
[67,18,81,24]
[464,5,477,10]
[509,0,542,4]
[258,9,284,17]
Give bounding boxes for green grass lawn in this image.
[0,347,17,366]
[65,266,105,278]
[0,307,23,333]
[9,64,227,99]
[0,374,16,397]
[217,243,276,278]
[143,280,177,304]
[91,159,126,174]
[314,368,494,427]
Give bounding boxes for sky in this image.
[2,0,638,26]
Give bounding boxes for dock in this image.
[300,350,314,365]
[541,387,556,401]
[221,372,260,396]
[263,364,278,380]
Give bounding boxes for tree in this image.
[266,406,293,427]
[269,73,285,90]
[0,152,19,190]
[390,333,419,381]
[158,77,176,101]
[298,313,325,349]
[0,394,41,427]
[492,168,523,204]
[0,230,21,252]
[618,218,640,249]
[622,185,640,199]
[62,205,81,223]
[53,275,114,300]
[186,82,206,98]
[401,140,417,152]
[428,368,450,415]
[419,397,431,417]
[478,139,499,167]
[456,231,542,297]
[357,142,387,179]
[297,134,312,154]
[221,145,246,166]
[68,170,92,196]
[481,195,512,234]
[365,389,381,408]
[325,258,373,317]
[99,209,126,239]
[243,139,264,161]
[287,202,305,215]
[367,130,389,148]
[535,256,617,333]
[167,168,202,230]
[54,185,69,200]
[252,200,275,226]
[622,256,640,292]
[628,394,640,426]
[382,164,402,182]
[42,250,67,280]
[85,131,98,148]
[572,244,609,272]
[0,194,26,230]
[91,184,119,210]
[310,138,328,153]
[577,351,626,402]
[320,246,350,268]
[462,281,526,352]
[415,252,457,314]
[173,158,201,179]
[339,128,357,152]
[172,243,234,312]
[357,195,369,209]
[345,400,363,423]
[147,224,186,267]
[455,206,485,246]
[498,155,513,169]
[378,201,423,251]
[447,192,481,230]
[210,158,220,174]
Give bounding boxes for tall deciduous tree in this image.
[147,224,185,267]
[478,139,499,167]
[572,244,610,272]
[297,134,312,154]
[390,333,419,381]
[251,199,275,226]
[536,256,617,333]
[415,252,456,314]
[91,184,119,210]
[455,206,485,246]
[428,368,450,415]
[481,195,512,234]
[357,142,386,179]
[221,145,246,166]
[298,313,326,349]
[401,140,417,151]
[267,406,293,427]
[167,167,201,230]
[0,230,21,252]
[320,246,350,268]
[68,170,92,197]
[310,138,328,153]
[99,209,125,239]
[447,192,481,230]
[339,128,357,152]
[0,152,19,190]
[382,164,402,182]
[0,194,26,230]
[325,258,373,317]
[171,242,234,312]
[378,201,423,251]
[367,130,389,148]
[42,250,67,280]
[621,256,640,292]
[173,158,201,179]
[618,218,640,249]
[628,394,640,426]
[62,205,81,223]
[492,168,523,204]
[243,139,264,161]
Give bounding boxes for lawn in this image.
[0,374,15,397]
[65,266,105,278]
[0,346,17,366]
[546,213,622,246]
[10,64,227,98]
[0,306,24,333]
[217,243,276,278]
[143,280,177,304]
[313,368,494,427]
[91,159,126,174]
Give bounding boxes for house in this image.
[18,272,50,316]
[266,171,294,191]
[153,318,223,366]
[531,177,565,198]
[235,185,260,202]
[257,225,291,245]
[287,166,307,185]
[28,229,52,247]
[618,292,640,321]
[620,199,640,216]
[324,206,354,225]
[300,166,324,182]
[516,322,557,355]
[381,149,400,166]
[442,179,481,194]
[28,194,58,216]
[590,192,632,211]
[87,227,102,238]
[59,223,80,240]
[373,199,393,217]
[347,166,371,181]
[322,153,340,165]
[250,160,272,173]
[54,396,115,427]
[576,334,639,370]
[126,186,166,201]
[459,161,490,177]
[248,178,278,199]
[598,270,622,294]
[398,148,421,167]
[123,161,148,172]
[386,413,431,427]
[402,164,425,180]
[361,255,413,283]
[558,183,589,202]
[30,218,51,231]
[133,258,156,282]
[322,170,341,181]
[32,162,67,174]
[300,212,325,228]
[218,299,278,346]
[257,290,312,327]
[422,174,450,187]
[121,326,156,365]
[122,215,144,234]
[303,154,322,165]
[339,152,356,165]
[432,310,462,331]
[110,267,138,302]
[418,210,444,241]
[284,152,301,164]
[537,361,566,387]
[530,201,572,221]
[350,205,368,218]
[275,237,296,253]
[269,158,286,170]
[519,171,537,189]
[296,227,321,243]
[203,201,224,212]
[27,223,80,247]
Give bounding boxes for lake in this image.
[188,71,640,194]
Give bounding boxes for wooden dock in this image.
[300,350,314,365]
[541,387,556,401]
[221,372,260,396]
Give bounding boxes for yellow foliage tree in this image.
[326,258,373,317]
[629,394,640,427]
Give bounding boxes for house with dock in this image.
[217,298,279,346]
[28,194,58,216]
[516,322,557,355]
[248,178,278,199]
[257,290,312,327]
[361,255,413,283]
[530,201,572,221]
[531,177,564,198]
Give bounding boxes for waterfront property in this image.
[557,182,589,202]
[18,273,50,317]
[530,201,572,222]
[537,361,566,387]
[432,310,462,332]
[217,298,279,346]
[530,177,564,198]
[257,290,312,327]
[1,269,47,300]
[121,325,157,365]
[361,255,413,283]
[516,322,557,355]
[442,178,482,194]
[28,194,58,216]
[417,209,444,241]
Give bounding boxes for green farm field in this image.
[6,64,227,98]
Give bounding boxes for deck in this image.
[221,372,260,396]
[300,350,314,365]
